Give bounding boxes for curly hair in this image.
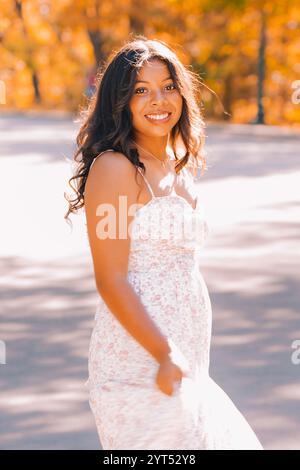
[64,35,207,225]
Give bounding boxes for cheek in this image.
[129,99,144,122]
[173,95,183,117]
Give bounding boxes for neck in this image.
[131,135,170,161]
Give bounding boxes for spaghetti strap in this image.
[136,166,155,199]
[88,151,155,199]
[89,149,115,171]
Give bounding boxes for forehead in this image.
[136,59,169,79]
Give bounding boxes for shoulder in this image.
[178,162,198,197]
[84,150,139,212]
[89,150,134,176]
[86,151,135,191]
[180,163,197,184]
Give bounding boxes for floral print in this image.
[84,150,263,450]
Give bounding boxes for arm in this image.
[84,151,172,364]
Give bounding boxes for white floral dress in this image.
[84,149,264,450]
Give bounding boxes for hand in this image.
[155,356,188,396]
[155,340,191,396]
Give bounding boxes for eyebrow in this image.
[135,76,172,84]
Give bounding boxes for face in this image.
[128,59,183,139]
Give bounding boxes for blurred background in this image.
[1,0,300,125]
[1,0,300,451]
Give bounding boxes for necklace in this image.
[132,140,171,169]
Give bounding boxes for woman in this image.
[65,37,263,450]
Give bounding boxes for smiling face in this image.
[129,59,183,140]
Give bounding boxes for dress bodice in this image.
[128,186,210,275]
[88,148,210,274]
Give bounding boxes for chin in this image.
[141,123,176,136]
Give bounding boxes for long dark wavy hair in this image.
[64,36,207,225]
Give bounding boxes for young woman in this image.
[65,37,263,450]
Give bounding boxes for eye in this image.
[166,83,176,91]
[134,83,176,94]
[135,87,147,95]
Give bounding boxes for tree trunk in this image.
[15,0,42,105]
[87,29,105,68]
[32,70,41,104]
[223,73,233,121]
[254,9,267,124]
[129,0,146,34]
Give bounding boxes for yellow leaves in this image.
[0,0,299,125]
[30,25,56,45]
[0,17,11,32]
[219,44,234,57]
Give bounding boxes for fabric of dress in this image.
[84,149,264,450]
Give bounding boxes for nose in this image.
[150,89,167,106]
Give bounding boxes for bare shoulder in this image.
[87,150,135,183]
[179,163,195,186]
[179,163,199,200]
[85,150,137,202]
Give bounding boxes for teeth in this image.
[146,113,169,120]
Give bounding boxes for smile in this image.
[145,112,172,123]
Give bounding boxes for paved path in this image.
[0,112,299,449]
